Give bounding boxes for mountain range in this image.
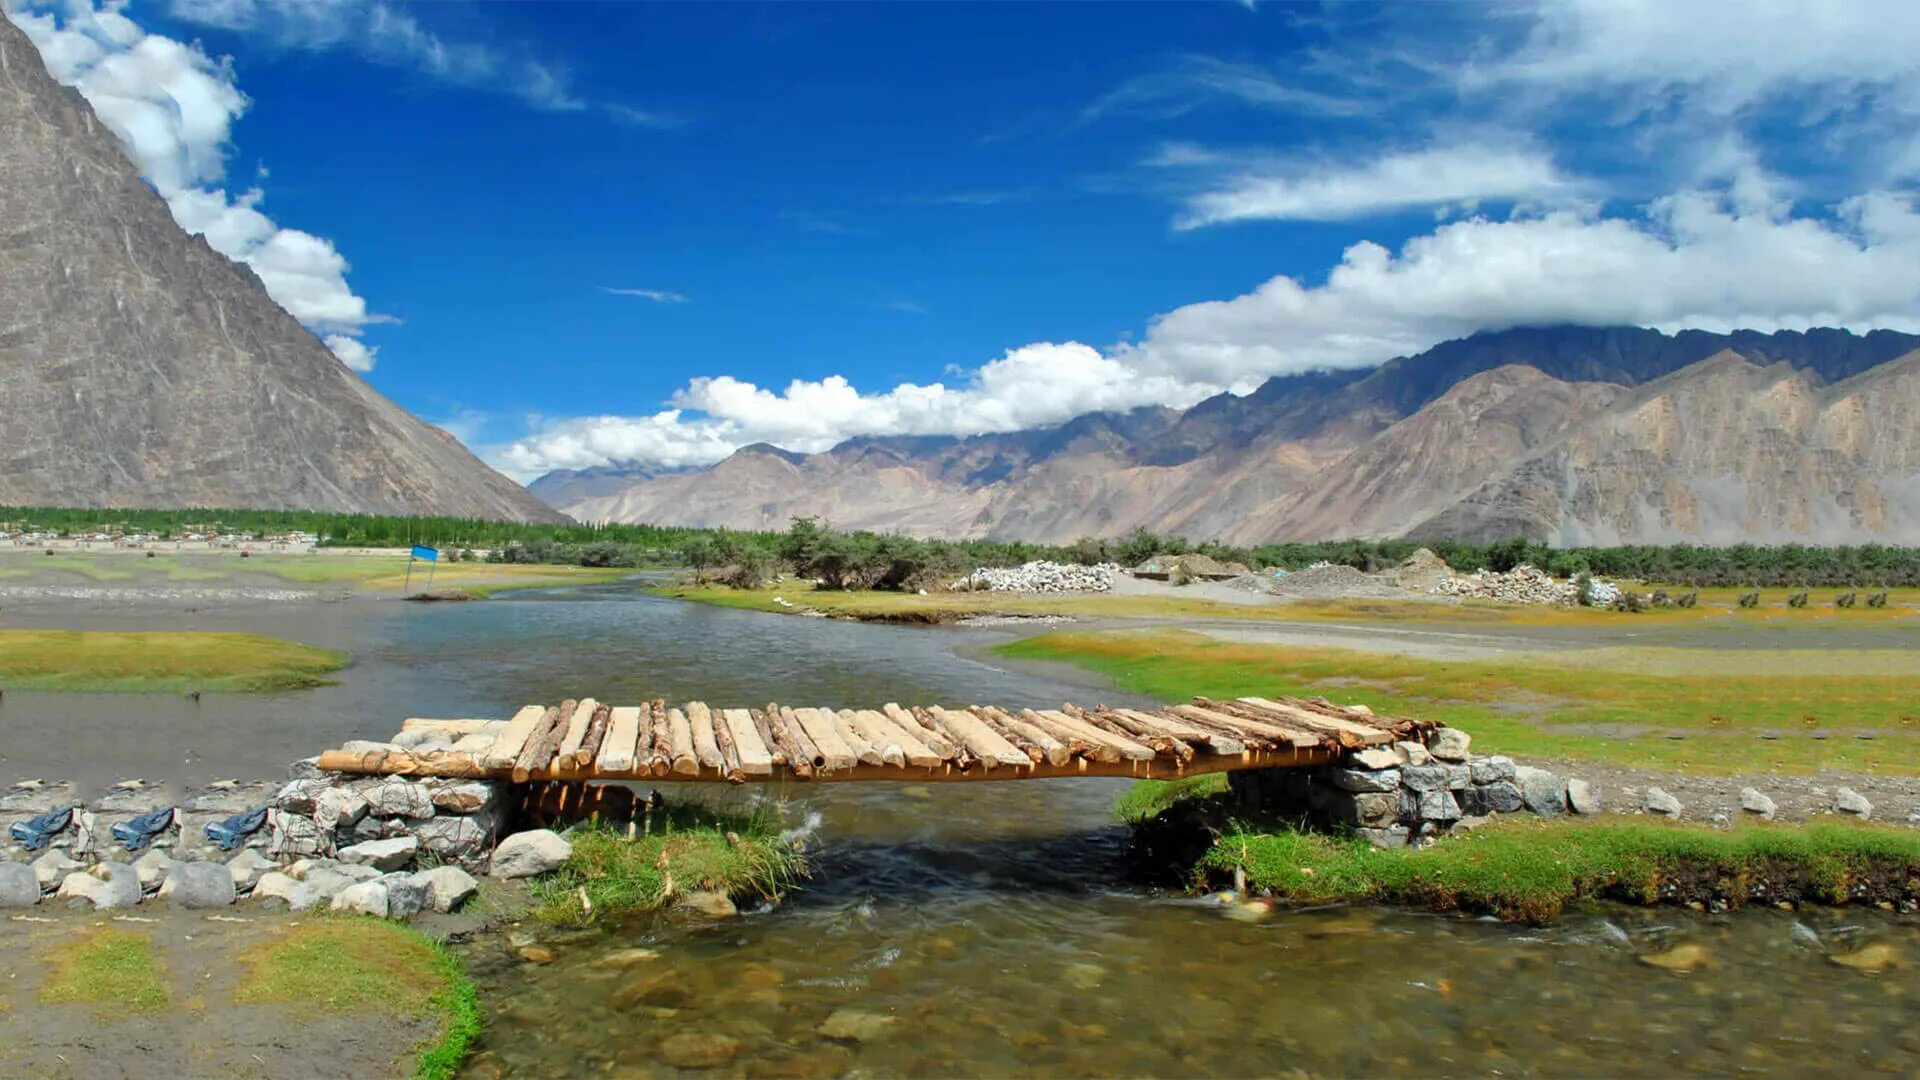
[540,326,1920,545]
[0,19,561,522]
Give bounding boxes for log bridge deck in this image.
[316,696,1436,783]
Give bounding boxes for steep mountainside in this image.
[0,21,564,521]
[554,326,1920,544]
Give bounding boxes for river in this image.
[4,580,1915,1076]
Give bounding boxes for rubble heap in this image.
[1430,564,1579,605]
[952,560,1118,593]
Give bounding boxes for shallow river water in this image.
[4,581,1915,1077]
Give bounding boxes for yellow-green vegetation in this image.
[1116,774,1230,824]
[658,581,1285,622]
[0,630,348,692]
[1001,629,1920,774]
[0,551,634,595]
[234,919,480,1080]
[1196,818,1920,924]
[531,808,806,925]
[39,928,169,1011]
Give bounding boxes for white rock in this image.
[33,849,84,890]
[381,872,429,918]
[338,836,418,871]
[226,849,281,892]
[1347,747,1399,771]
[133,849,173,891]
[252,871,319,911]
[428,781,501,815]
[1565,778,1602,815]
[415,865,480,913]
[1644,787,1683,817]
[490,829,571,878]
[1739,787,1777,819]
[364,779,434,820]
[1427,728,1472,762]
[312,787,369,829]
[1834,788,1873,818]
[1394,741,1433,766]
[57,862,140,909]
[331,880,390,917]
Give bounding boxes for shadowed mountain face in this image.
[553,326,1920,544]
[0,21,565,522]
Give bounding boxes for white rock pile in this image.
[952,561,1118,593]
[1430,564,1580,605]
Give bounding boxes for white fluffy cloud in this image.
[7,1,381,364]
[1174,145,1577,227]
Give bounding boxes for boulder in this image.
[416,814,492,861]
[157,861,236,907]
[1739,788,1778,819]
[1644,787,1683,817]
[1427,727,1472,762]
[381,872,429,918]
[818,1010,898,1043]
[252,871,319,911]
[1460,781,1523,816]
[32,849,84,890]
[1444,764,1472,791]
[331,880,390,917]
[675,890,738,919]
[338,836,419,872]
[1514,766,1567,815]
[1329,766,1401,793]
[1834,788,1873,818]
[274,778,332,816]
[57,862,140,909]
[1469,756,1516,784]
[658,1033,742,1069]
[312,788,369,829]
[266,810,329,859]
[364,779,435,820]
[491,829,571,878]
[1347,748,1399,771]
[1394,741,1433,767]
[1399,764,1449,793]
[428,781,502,815]
[1411,788,1462,823]
[0,861,39,907]
[133,849,173,891]
[1565,778,1601,815]
[415,865,480,913]
[226,849,281,892]
[342,815,414,843]
[1328,791,1399,828]
[1353,825,1410,848]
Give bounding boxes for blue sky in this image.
[11,1,1920,479]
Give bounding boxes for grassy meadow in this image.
[529,806,806,926]
[0,630,348,692]
[1001,629,1920,774]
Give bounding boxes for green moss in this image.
[999,629,1920,774]
[1192,816,1920,924]
[0,629,347,693]
[39,928,168,1011]
[410,942,483,1080]
[1115,774,1229,824]
[530,806,805,925]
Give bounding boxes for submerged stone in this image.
[1638,943,1712,973]
[1829,943,1899,973]
[819,1009,899,1042]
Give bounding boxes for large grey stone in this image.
[252,871,319,911]
[381,872,429,918]
[1514,766,1567,815]
[338,836,418,872]
[331,880,390,917]
[1565,778,1602,815]
[157,861,235,907]
[312,788,369,829]
[1393,741,1433,766]
[226,849,281,892]
[1740,787,1777,819]
[1834,788,1873,818]
[1460,780,1524,816]
[1427,727,1472,762]
[0,861,39,907]
[342,815,414,844]
[1354,825,1411,848]
[1347,748,1400,771]
[1644,787,1683,817]
[1411,788,1462,822]
[133,849,173,891]
[491,829,571,878]
[416,814,492,861]
[1328,791,1400,828]
[1469,756,1516,785]
[1328,767,1401,793]
[266,810,329,859]
[1400,764,1450,792]
[1444,764,1472,791]
[274,779,332,816]
[428,781,502,815]
[57,862,140,909]
[415,865,480,913]
[32,849,84,890]
[364,779,435,820]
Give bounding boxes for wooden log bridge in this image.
[316,696,1437,784]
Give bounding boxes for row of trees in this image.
[6,506,1919,588]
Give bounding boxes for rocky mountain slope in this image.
[556,326,1920,544]
[0,21,564,521]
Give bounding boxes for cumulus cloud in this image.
[1174,144,1578,227]
[7,1,381,364]
[496,186,1920,478]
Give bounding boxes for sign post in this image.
[404,545,439,593]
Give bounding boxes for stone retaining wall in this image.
[1227,728,1600,846]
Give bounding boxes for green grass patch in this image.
[531,805,806,925]
[1000,629,1920,774]
[0,629,347,692]
[39,928,168,1011]
[233,920,480,1079]
[1193,816,1920,924]
[1116,774,1229,824]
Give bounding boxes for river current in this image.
[3,581,1914,1077]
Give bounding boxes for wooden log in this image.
[884,703,955,759]
[574,703,613,768]
[833,709,886,766]
[750,708,787,767]
[512,700,573,782]
[792,707,858,773]
[769,706,819,777]
[668,705,700,776]
[1230,697,1387,747]
[1173,703,1317,750]
[967,706,1045,765]
[928,706,1029,770]
[1038,707,1156,762]
[598,706,643,773]
[846,710,911,768]
[1018,708,1116,763]
[648,699,675,776]
[482,705,548,770]
[709,706,747,783]
[913,706,975,768]
[1094,709,1191,762]
[861,708,942,768]
[1117,708,1244,756]
[686,702,726,770]
[723,709,775,776]
[1163,705,1281,751]
[555,698,598,764]
[978,706,1070,766]
[317,748,494,778]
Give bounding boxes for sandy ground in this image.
[0,908,438,1079]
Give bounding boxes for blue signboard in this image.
[411,545,439,562]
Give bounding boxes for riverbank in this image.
[0,629,348,692]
